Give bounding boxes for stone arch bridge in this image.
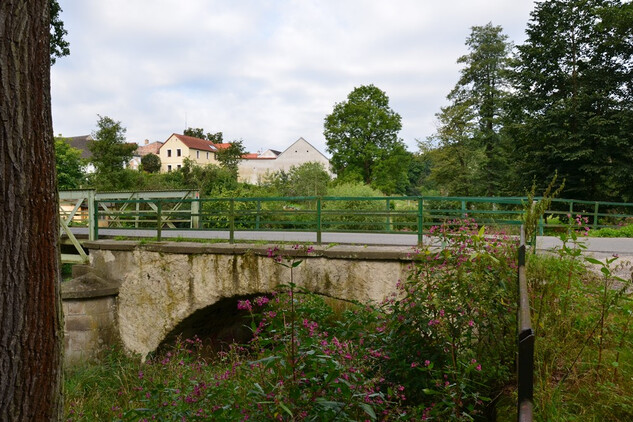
[62,240,416,363]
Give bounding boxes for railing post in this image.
[316,197,322,245]
[593,202,599,230]
[89,190,97,241]
[156,200,162,241]
[461,199,466,218]
[417,197,424,246]
[256,200,261,230]
[191,196,200,229]
[229,199,235,244]
[92,197,99,241]
[385,198,391,232]
[518,225,534,421]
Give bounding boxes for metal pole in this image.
[256,200,261,230]
[316,197,322,245]
[229,199,235,244]
[418,197,424,246]
[517,225,534,421]
[157,201,162,241]
[89,190,97,241]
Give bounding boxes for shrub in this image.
[379,219,518,419]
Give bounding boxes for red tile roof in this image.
[241,153,276,160]
[172,134,218,152]
[213,143,231,150]
[136,141,163,156]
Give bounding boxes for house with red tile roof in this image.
[156,134,331,182]
[158,133,220,172]
[128,139,164,170]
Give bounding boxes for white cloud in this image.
[52,0,537,154]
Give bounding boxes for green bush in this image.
[589,224,633,238]
[323,183,386,231]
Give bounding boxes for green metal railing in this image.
[84,195,633,244]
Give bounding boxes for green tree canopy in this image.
[215,139,246,176]
[324,85,408,193]
[50,0,69,64]
[181,158,238,196]
[184,127,223,143]
[510,0,633,201]
[427,23,513,196]
[54,137,86,189]
[89,115,137,189]
[141,153,161,173]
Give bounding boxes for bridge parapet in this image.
[83,240,416,359]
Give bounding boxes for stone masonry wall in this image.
[84,241,416,359]
[63,295,118,366]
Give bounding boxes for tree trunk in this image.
[0,1,63,420]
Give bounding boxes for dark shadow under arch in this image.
[157,294,262,355]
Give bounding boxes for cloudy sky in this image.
[51,0,538,155]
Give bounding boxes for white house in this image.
[237,137,331,184]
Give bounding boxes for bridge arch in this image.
[86,240,414,358]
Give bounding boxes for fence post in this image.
[518,225,534,421]
[191,196,200,229]
[417,197,424,246]
[461,199,466,218]
[316,197,322,245]
[89,191,97,241]
[92,197,99,241]
[385,198,391,232]
[156,201,162,241]
[229,199,235,244]
[593,202,599,230]
[256,200,261,230]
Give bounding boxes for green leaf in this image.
[584,257,603,266]
[279,402,293,417]
[360,403,377,420]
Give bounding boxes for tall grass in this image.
[64,222,633,421]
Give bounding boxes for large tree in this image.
[428,23,513,196]
[324,85,408,192]
[55,137,86,189]
[510,0,633,201]
[89,115,137,188]
[215,139,246,176]
[1,0,64,419]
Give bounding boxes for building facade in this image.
[158,133,220,172]
[237,137,331,184]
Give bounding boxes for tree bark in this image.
[0,1,63,420]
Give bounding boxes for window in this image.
[196,150,200,159]
[206,152,209,159]
[167,149,172,157]
[177,164,181,170]
[177,149,182,157]
[167,165,172,172]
